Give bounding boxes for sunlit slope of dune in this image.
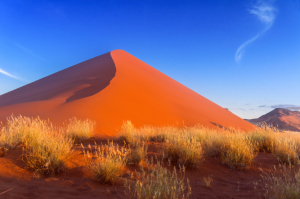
[0,50,255,135]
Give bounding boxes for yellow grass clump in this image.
[256,164,300,198]
[247,125,279,153]
[119,121,259,169]
[163,132,204,168]
[0,115,31,150]
[126,142,148,165]
[273,135,300,165]
[0,115,73,176]
[83,141,127,184]
[118,121,179,144]
[214,133,257,169]
[118,121,140,146]
[124,157,191,199]
[22,125,73,176]
[66,117,95,144]
[0,115,96,176]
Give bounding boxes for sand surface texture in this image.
[0,138,274,199]
[0,50,254,136]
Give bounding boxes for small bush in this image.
[66,118,95,144]
[118,121,140,146]
[118,123,178,144]
[23,131,73,176]
[256,164,300,198]
[214,134,257,169]
[83,141,127,184]
[127,142,148,165]
[163,132,204,168]
[138,126,179,142]
[124,157,191,199]
[20,118,73,176]
[273,138,300,165]
[247,127,278,153]
[0,115,75,175]
[0,115,31,150]
[185,125,219,156]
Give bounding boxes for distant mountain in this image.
[246,108,300,132]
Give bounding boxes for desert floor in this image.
[0,137,274,199]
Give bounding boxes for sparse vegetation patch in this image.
[66,117,95,144]
[256,164,300,198]
[124,157,191,199]
[83,141,127,184]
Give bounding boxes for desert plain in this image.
[0,50,299,199]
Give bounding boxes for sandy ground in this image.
[0,137,276,199]
[0,50,255,136]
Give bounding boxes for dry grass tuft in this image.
[22,126,73,176]
[118,121,259,170]
[66,118,95,144]
[125,157,191,199]
[0,115,30,150]
[0,115,73,176]
[247,125,278,153]
[0,115,95,176]
[118,121,140,146]
[256,164,300,198]
[203,176,213,187]
[273,137,300,165]
[83,141,127,184]
[163,132,204,168]
[214,133,257,169]
[126,142,148,165]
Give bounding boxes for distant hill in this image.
[246,108,300,132]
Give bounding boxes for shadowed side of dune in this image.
[0,53,116,107]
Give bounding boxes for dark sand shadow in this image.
[0,53,116,107]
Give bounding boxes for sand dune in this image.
[0,50,254,136]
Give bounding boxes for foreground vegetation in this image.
[0,115,94,176]
[2,116,300,198]
[118,121,300,198]
[125,156,191,199]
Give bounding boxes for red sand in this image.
[0,50,255,136]
[0,138,275,198]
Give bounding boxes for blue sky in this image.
[0,0,299,119]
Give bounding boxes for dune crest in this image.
[0,50,254,135]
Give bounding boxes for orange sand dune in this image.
[0,50,255,135]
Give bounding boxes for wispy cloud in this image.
[235,0,277,63]
[271,104,300,111]
[0,68,20,80]
[259,104,300,111]
[13,43,44,61]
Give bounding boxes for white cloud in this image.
[235,1,277,63]
[0,68,20,80]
